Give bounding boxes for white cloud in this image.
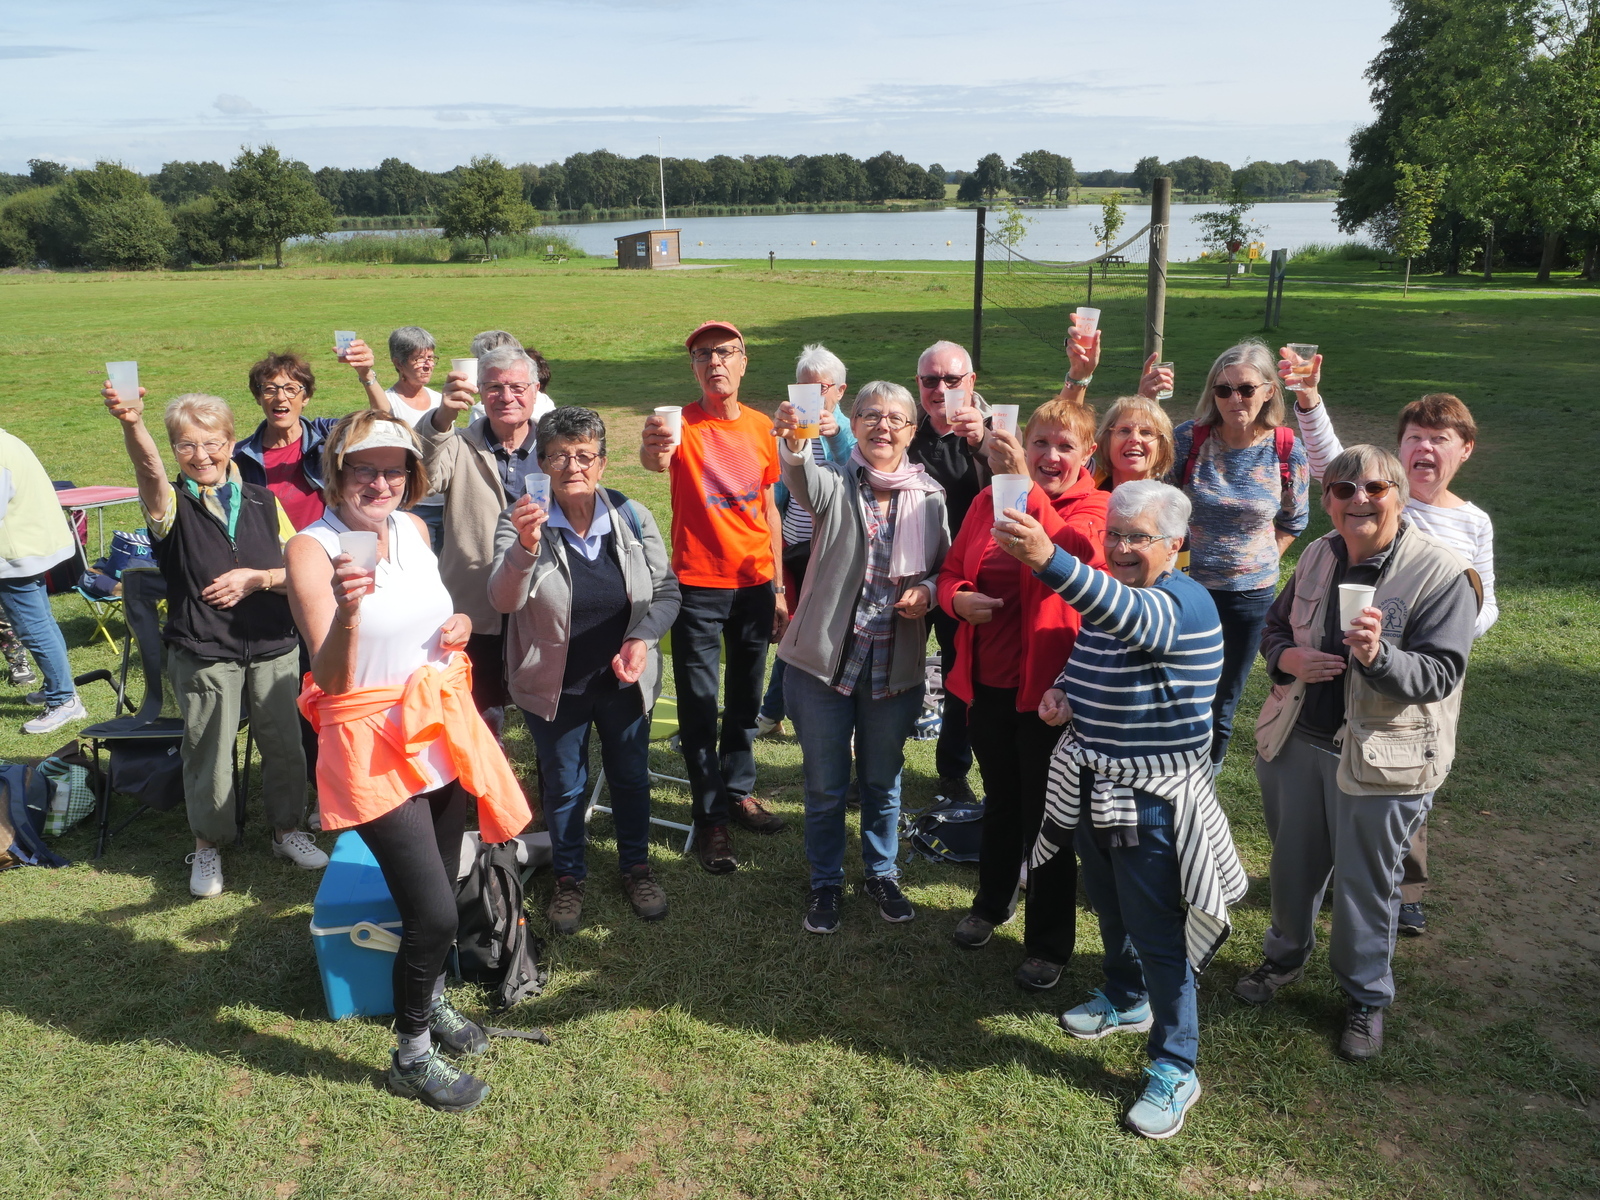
[213,94,263,116]
[434,111,471,123]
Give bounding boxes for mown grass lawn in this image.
[0,256,1596,1199]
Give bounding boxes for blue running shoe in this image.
[1059,988,1154,1040]
[1125,1062,1201,1139]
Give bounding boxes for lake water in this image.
[560,202,1346,264]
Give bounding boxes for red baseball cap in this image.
[684,320,743,350]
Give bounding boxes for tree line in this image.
[1338,0,1600,279]
[953,153,1341,201]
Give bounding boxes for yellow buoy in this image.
[946,240,952,246]
[811,240,816,246]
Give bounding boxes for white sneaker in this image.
[755,713,784,738]
[22,694,87,734]
[272,830,329,870]
[187,847,224,898]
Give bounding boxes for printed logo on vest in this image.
[1379,596,1408,639]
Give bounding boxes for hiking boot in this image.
[24,690,45,705]
[803,885,842,935]
[1338,999,1385,1061]
[1059,988,1154,1040]
[730,795,785,834]
[695,825,738,874]
[9,662,36,687]
[862,875,914,923]
[1014,956,1065,991]
[546,875,585,935]
[385,1048,490,1112]
[1125,1062,1201,1139]
[1233,958,1304,1006]
[952,911,995,949]
[621,863,668,921]
[1398,902,1427,936]
[187,847,224,898]
[754,713,784,738]
[937,775,978,806]
[22,695,86,735]
[427,996,488,1057]
[272,830,329,870]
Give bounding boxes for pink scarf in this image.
[849,447,944,578]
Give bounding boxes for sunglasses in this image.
[1326,479,1399,501]
[1211,382,1270,400]
[918,373,969,388]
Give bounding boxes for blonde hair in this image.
[320,410,428,509]
[1093,395,1175,487]
[162,393,235,444]
[1024,392,1097,449]
[1194,339,1285,431]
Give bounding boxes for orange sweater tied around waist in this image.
[298,651,532,843]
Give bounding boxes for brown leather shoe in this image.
[546,875,584,936]
[695,825,738,874]
[729,794,786,834]
[621,863,669,920]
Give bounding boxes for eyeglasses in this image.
[918,373,969,389]
[1326,479,1399,501]
[406,354,437,367]
[1211,382,1269,400]
[1102,530,1169,550]
[856,410,912,430]
[1110,424,1160,440]
[173,439,227,456]
[482,383,533,398]
[543,451,601,469]
[690,345,743,364]
[258,384,304,399]
[348,465,410,485]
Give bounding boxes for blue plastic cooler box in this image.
[310,830,403,1020]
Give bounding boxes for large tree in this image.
[215,145,334,267]
[438,154,536,256]
[148,160,228,207]
[1011,150,1076,200]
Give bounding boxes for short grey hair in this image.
[1108,480,1191,541]
[1195,338,1285,430]
[388,326,435,363]
[1322,444,1409,508]
[471,330,521,358]
[536,406,607,461]
[163,393,235,443]
[795,342,846,387]
[916,339,972,375]
[851,380,917,421]
[479,345,533,380]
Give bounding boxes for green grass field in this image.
[0,257,1596,1199]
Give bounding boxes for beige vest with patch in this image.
[1255,525,1478,796]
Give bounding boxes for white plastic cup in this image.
[1156,363,1175,402]
[1074,307,1101,337]
[523,472,551,509]
[944,389,970,425]
[337,530,379,575]
[106,361,139,402]
[333,330,358,359]
[992,474,1031,528]
[654,405,683,446]
[1286,343,1318,392]
[990,405,1020,437]
[451,357,479,387]
[1338,583,1376,630]
[787,383,823,438]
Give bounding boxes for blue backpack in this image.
[1,761,70,869]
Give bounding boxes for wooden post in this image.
[768,250,775,271]
[972,206,986,372]
[1086,264,1094,306]
[1144,177,1171,361]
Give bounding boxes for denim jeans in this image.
[1206,584,1277,766]
[759,654,789,723]
[0,574,75,706]
[521,681,651,881]
[1075,801,1199,1073]
[672,582,775,828]
[785,645,923,889]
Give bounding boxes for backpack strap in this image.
[605,488,643,540]
[1274,425,1295,494]
[1181,423,1211,489]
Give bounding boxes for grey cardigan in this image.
[487,489,681,722]
[775,444,950,695]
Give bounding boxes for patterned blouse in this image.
[834,483,901,699]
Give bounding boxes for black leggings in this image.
[355,783,471,1036]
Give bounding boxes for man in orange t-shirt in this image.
[641,321,788,874]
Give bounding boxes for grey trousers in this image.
[1255,734,1432,1007]
[168,644,308,844]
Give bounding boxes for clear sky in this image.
[0,0,1393,174]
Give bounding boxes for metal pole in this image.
[972,206,986,372]
[1144,177,1171,361]
[658,137,667,228]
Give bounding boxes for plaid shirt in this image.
[834,482,901,699]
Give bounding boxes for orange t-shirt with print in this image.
[667,401,780,588]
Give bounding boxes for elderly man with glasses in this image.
[419,344,548,721]
[640,320,787,875]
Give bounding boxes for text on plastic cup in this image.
[653,405,683,446]
[992,474,1031,526]
[990,405,1020,437]
[1338,583,1376,630]
[334,331,358,359]
[337,530,379,574]
[523,473,551,509]
[106,361,139,402]
[451,357,479,387]
[787,383,824,437]
[1074,307,1101,334]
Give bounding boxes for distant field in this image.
[0,258,1596,1199]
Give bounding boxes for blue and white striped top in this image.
[1036,549,1224,760]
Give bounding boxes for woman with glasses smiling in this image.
[101,384,325,898]
[1169,340,1310,772]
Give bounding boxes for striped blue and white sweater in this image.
[1031,547,1247,971]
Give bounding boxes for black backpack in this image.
[453,839,549,1010]
[901,795,986,865]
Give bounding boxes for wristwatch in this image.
[772,583,786,595]
[1065,374,1092,388]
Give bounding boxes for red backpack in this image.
[1182,423,1296,495]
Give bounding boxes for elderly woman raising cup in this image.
[773,381,950,936]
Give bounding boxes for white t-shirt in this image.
[298,510,458,789]
[385,386,442,429]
